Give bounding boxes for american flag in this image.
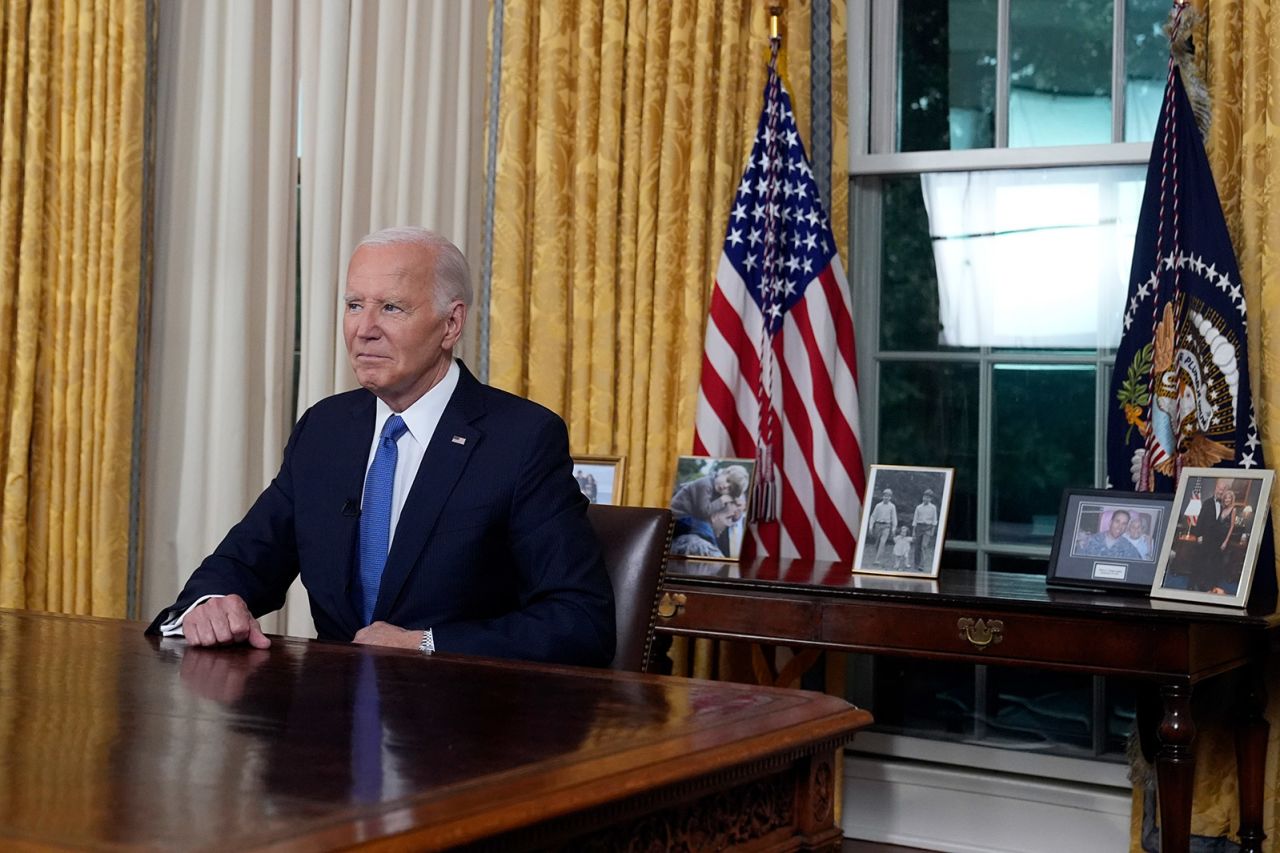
[692,46,864,563]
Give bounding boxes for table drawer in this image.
[820,603,1198,674]
[657,589,821,644]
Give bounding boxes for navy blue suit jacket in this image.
[148,363,616,666]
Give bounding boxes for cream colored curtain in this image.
[142,1,299,632]
[0,0,147,617]
[486,0,847,508]
[295,0,488,416]
[145,1,487,639]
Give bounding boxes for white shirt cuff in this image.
[159,594,225,637]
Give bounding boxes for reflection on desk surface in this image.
[0,609,869,852]
[852,575,939,595]
[662,560,1279,622]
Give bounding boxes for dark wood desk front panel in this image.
[0,609,870,852]
[655,564,1280,853]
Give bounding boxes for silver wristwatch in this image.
[418,628,435,654]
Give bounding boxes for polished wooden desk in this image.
[0,609,870,852]
[654,562,1280,853]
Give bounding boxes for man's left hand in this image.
[353,621,422,650]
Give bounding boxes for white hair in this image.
[355,226,472,311]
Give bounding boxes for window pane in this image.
[920,166,1144,349]
[866,659,977,738]
[988,553,1049,574]
[986,669,1132,758]
[941,548,977,572]
[1124,0,1170,142]
[878,176,961,352]
[991,364,1095,545]
[898,0,998,151]
[860,661,1133,759]
[1009,0,1114,147]
[879,362,979,540]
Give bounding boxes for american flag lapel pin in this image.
[452,435,467,445]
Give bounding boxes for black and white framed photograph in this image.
[852,465,954,578]
[570,455,625,505]
[667,456,756,561]
[1152,468,1275,607]
[1046,489,1173,592]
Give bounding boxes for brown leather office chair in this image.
[587,505,674,673]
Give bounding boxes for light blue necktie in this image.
[359,415,408,624]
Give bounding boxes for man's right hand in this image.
[183,594,271,649]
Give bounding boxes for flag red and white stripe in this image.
[692,48,864,562]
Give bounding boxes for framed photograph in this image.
[1046,489,1173,592]
[667,456,756,561]
[570,455,625,506]
[852,465,954,578]
[1152,468,1274,607]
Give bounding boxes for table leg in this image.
[1235,663,1268,853]
[1156,682,1195,853]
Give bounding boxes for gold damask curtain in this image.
[1126,2,1280,849]
[1200,1,1280,848]
[0,1,148,617]
[486,0,847,507]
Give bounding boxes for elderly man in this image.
[148,227,615,666]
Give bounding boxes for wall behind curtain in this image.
[486,0,848,508]
[0,0,147,617]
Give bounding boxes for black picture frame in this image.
[1046,488,1174,592]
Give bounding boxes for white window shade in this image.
[920,166,1146,349]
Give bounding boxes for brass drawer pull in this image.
[657,592,687,619]
[957,617,1004,649]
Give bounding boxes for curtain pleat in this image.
[1202,1,1280,847]
[296,0,486,417]
[142,0,299,631]
[487,1,846,508]
[1123,3,1280,849]
[0,0,146,617]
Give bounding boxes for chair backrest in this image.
[587,505,673,672]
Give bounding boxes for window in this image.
[847,0,1168,763]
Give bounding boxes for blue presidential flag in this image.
[1105,63,1262,494]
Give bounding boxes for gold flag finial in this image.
[769,5,782,42]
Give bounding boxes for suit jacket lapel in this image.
[373,366,485,622]
[319,393,377,636]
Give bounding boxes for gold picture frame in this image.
[570,454,626,505]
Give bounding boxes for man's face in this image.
[1109,512,1129,538]
[1127,516,1143,537]
[343,243,465,412]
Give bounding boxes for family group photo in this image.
[852,465,954,578]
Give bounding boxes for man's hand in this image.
[183,594,271,649]
[353,621,421,650]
